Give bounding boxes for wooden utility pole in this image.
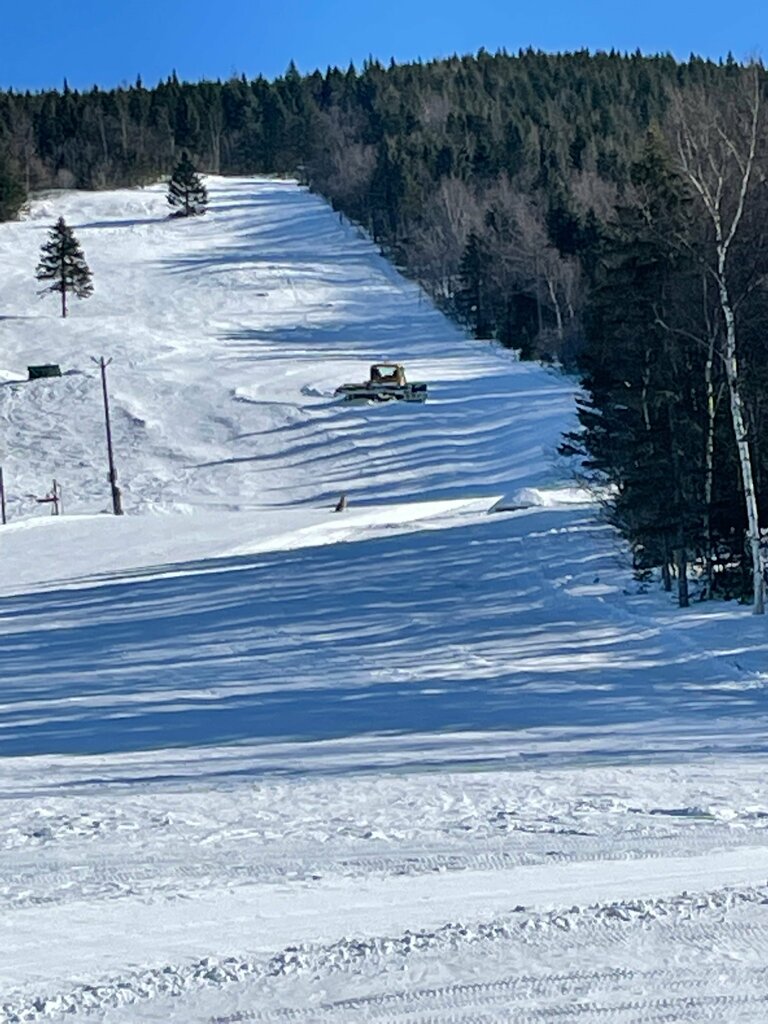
[0,466,6,525]
[92,356,123,516]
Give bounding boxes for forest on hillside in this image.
[1,51,768,607]
[0,50,725,355]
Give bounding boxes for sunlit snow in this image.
[2,178,768,1023]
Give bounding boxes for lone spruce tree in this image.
[167,152,208,217]
[36,217,93,319]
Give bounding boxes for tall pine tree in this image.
[456,232,494,338]
[0,155,25,221]
[35,217,93,318]
[167,151,208,216]
[566,141,707,604]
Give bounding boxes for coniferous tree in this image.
[456,232,494,338]
[167,151,208,216]
[566,142,707,604]
[0,155,25,221]
[35,217,93,318]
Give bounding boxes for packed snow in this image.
[1,177,768,1023]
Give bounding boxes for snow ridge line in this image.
[4,883,766,1023]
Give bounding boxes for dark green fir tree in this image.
[456,232,494,339]
[0,155,25,221]
[35,217,93,319]
[167,152,208,217]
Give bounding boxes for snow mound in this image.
[489,485,594,512]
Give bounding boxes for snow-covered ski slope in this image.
[0,177,570,520]
[2,178,768,1023]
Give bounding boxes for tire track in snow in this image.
[222,981,768,1023]
[4,884,768,1023]
[1,831,764,911]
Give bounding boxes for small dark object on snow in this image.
[35,478,62,515]
[334,493,348,512]
[28,364,62,380]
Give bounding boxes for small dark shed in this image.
[27,364,62,380]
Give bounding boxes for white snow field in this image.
[2,178,768,1023]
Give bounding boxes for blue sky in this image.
[3,0,765,92]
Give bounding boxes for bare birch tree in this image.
[411,177,482,298]
[671,66,767,613]
[484,179,580,354]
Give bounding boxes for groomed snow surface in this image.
[2,178,768,1023]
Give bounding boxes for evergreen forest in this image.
[2,50,768,605]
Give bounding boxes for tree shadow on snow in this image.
[3,514,768,768]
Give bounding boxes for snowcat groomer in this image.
[335,363,428,403]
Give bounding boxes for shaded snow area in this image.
[1,180,768,1023]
